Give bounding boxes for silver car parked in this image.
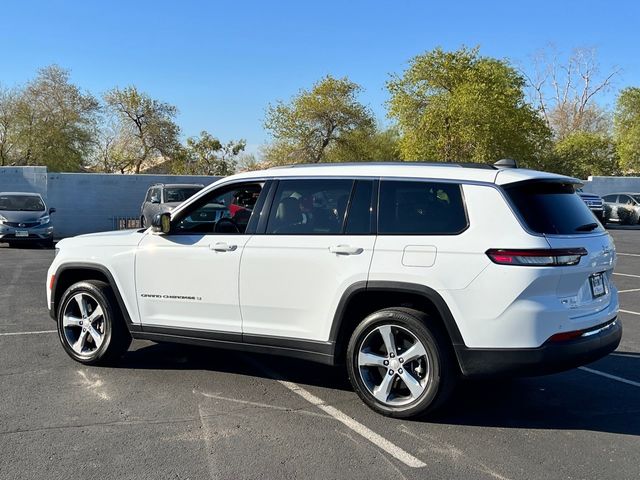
[0,192,55,247]
[602,192,640,224]
[140,183,204,227]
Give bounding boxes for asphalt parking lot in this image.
[1,231,639,480]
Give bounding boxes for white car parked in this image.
[46,162,621,418]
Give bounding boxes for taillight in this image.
[486,248,587,266]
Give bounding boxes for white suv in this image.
[46,162,621,418]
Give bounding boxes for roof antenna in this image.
[493,158,518,169]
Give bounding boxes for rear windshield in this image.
[504,182,604,235]
[164,187,202,203]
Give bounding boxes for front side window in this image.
[266,179,353,234]
[150,188,161,202]
[602,195,617,203]
[0,194,45,211]
[172,182,263,234]
[378,180,467,235]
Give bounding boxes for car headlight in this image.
[0,214,6,225]
[39,215,50,225]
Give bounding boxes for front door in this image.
[135,181,265,333]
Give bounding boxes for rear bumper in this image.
[456,317,621,377]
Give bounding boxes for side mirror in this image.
[49,207,56,214]
[150,195,160,204]
[151,212,171,234]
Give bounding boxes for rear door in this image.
[239,178,376,342]
[504,181,616,320]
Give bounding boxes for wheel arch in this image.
[329,281,465,365]
[51,263,137,332]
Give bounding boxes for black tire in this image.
[140,216,146,228]
[57,280,131,365]
[346,307,457,418]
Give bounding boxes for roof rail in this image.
[269,161,497,170]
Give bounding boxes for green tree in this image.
[6,66,100,171]
[104,86,180,173]
[176,130,246,176]
[323,127,402,163]
[0,87,19,166]
[387,46,551,164]
[614,87,640,173]
[549,131,619,178]
[264,75,375,164]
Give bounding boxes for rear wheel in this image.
[57,280,131,365]
[346,307,457,418]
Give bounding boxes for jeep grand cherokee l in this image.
[46,162,621,418]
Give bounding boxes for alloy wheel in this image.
[62,292,106,358]
[357,324,429,406]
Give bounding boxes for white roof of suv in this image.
[227,163,580,186]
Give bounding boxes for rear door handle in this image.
[329,245,364,255]
[210,242,237,252]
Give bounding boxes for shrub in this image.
[603,204,612,223]
[617,206,639,225]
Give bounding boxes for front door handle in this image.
[210,242,237,252]
[329,245,363,255]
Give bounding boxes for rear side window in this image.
[505,182,604,235]
[345,180,375,234]
[266,179,354,234]
[378,181,468,235]
[602,194,618,203]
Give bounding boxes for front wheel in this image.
[57,280,131,365]
[346,308,457,418]
[140,216,146,228]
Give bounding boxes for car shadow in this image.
[117,342,640,436]
[118,340,353,391]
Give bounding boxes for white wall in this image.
[582,176,640,196]
[0,167,218,238]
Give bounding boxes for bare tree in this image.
[523,47,620,139]
[104,86,180,174]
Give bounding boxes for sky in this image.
[1,0,639,154]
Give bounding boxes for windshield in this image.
[164,187,202,203]
[0,194,45,211]
[505,181,604,235]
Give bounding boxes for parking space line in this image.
[613,272,640,279]
[617,252,640,257]
[248,360,426,468]
[618,288,640,293]
[579,366,640,388]
[619,309,640,316]
[276,378,426,468]
[0,330,56,336]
